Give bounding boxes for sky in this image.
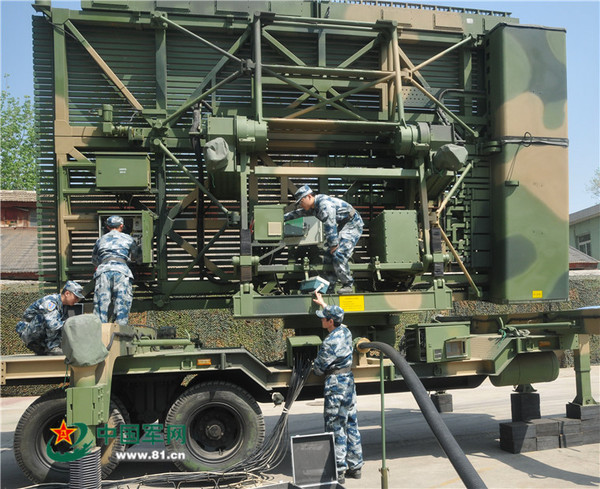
[1,0,598,213]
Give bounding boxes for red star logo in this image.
[50,420,77,445]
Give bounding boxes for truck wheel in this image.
[98,396,130,478]
[13,388,129,483]
[165,381,265,472]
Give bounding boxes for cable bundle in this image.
[225,354,313,475]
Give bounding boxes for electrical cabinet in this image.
[97,210,154,264]
[369,210,420,264]
[96,154,151,191]
[254,205,285,242]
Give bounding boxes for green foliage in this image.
[0,77,38,190]
[588,167,600,202]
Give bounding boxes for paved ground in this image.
[1,366,599,489]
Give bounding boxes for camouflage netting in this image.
[143,308,290,363]
[1,275,598,397]
[1,281,291,397]
[390,274,599,366]
[451,274,600,367]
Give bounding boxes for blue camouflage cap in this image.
[63,280,84,299]
[294,185,313,204]
[316,304,344,323]
[106,215,124,228]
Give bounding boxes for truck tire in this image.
[13,388,129,483]
[165,381,265,472]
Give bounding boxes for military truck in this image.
[2,0,598,484]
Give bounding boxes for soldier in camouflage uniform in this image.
[92,215,142,325]
[15,281,84,355]
[284,185,363,294]
[312,291,363,482]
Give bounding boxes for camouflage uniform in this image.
[313,323,364,474]
[15,294,67,354]
[285,193,363,289]
[92,229,141,325]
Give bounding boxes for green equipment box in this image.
[254,204,285,242]
[369,210,420,264]
[96,154,151,191]
[405,323,471,363]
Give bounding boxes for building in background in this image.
[0,191,39,279]
[1,191,37,227]
[569,204,600,269]
[569,246,600,270]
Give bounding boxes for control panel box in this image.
[98,210,154,264]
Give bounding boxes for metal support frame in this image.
[52,12,70,284]
[573,334,598,406]
[263,67,368,121]
[390,24,405,125]
[41,2,492,316]
[163,71,242,126]
[379,354,389,488]
[233,286,453,318]
[158,14,242,63]
[409,35,475,76]
[154,140,229,216]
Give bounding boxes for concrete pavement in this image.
[1,366,599,489]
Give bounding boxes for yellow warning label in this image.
[339,295,365,312]
[532,290,543,299]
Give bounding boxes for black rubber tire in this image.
[98,395,130,478]
[13,388,129,484]
[165,381,265,472]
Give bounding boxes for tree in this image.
[588,167,600,203]
[1,79,38,190]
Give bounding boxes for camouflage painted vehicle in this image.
[1,0,598,483]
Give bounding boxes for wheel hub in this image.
[205,421,225,440]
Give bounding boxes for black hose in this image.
[361,341,487,489]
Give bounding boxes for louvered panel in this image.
[470,48,485,116]
[262,30,319,67]
[65,24,156,126]
[326,35,381,71]
[400,43,462,114]
[166,28,253,120]
[33,16,58,293]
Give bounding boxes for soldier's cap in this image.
[63,280,84,299]
[316,304,344,323]
[106,215,124,228]
[294,185,313,204]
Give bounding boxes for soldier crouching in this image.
[15,281,84,355]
